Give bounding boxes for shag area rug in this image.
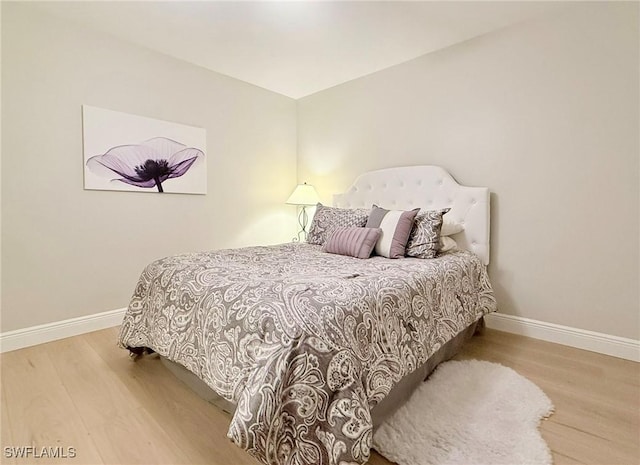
[373,360,554,465]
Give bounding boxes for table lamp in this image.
[286,182,320,241]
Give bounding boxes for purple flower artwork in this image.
[86,137,204,193]
[82,105,207,194]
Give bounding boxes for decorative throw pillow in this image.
[307,204,369,246]
[406,208,450,259]
[323,227,382,259]
[365,205,420,258]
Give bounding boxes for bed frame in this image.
[334,165,490,265]
[160,165,491,427]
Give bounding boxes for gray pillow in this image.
[365,205,420,258]
[406,208,450,259]
[323,227,382,259]
[307,204,369,246]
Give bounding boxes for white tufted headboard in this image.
[333,165,490,265]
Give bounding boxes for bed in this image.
[118,165,497,465]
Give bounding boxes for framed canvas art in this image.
[83,105,207,194]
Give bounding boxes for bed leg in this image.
[127,347,155,359]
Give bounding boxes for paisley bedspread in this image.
[118,243,497,465]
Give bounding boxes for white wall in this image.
[298,3,639,339]
[1,4,297,332]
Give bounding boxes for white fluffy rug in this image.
[373,360,554,465]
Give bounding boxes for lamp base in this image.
[293,206,309,242]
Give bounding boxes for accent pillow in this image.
[406,208,450,259]
[323,227,382,259]
[307,204,369,246]
[365,205,420,258]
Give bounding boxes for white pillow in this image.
[439,236,458,253]
[441,216,464,236]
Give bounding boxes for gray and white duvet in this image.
[118,243,497,465]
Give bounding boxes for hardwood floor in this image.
[1,327,638,464]
[455,329,640,465]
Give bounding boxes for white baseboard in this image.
[485,313,640,362]
[2,308,638,362]
[0,308,126,353]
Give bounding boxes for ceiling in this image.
[32,1,566,99]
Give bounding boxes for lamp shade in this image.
[286,182,319,206]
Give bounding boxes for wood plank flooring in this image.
[1,327,638,465]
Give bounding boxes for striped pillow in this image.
[365,205,420,258]
[323,227,382,259]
